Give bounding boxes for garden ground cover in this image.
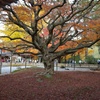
[0,68,100,100]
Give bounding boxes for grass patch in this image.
[44,73,53,78]
[12,66,37,73]
[12,68,28,73]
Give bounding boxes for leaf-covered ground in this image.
[0,68,100,100]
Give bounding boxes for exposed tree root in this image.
[34,69,55,77]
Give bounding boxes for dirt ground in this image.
[0,68,100,100]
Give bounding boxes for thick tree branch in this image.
[0,36,33,44]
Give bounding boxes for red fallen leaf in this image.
[0,68,100,100]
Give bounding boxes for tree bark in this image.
[43,60,54,75]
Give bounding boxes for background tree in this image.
[0,0,100,75]
[96,41,100,55]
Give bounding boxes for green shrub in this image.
[85,55,96,64]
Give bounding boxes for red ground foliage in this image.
[0,68,100,100]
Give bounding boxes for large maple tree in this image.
[0,0,100,74]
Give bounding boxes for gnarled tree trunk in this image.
[42,53,55,75]
[43,60,54,75]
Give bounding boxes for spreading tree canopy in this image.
[0,0,100,74]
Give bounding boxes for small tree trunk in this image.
[10,52,13,73]
[25,56,27,68]
[0,50,2,74]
